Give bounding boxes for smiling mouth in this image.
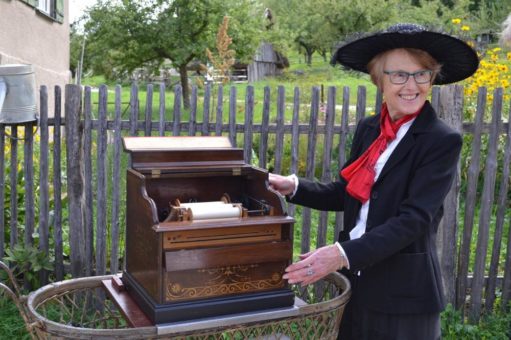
[399,94,419,100]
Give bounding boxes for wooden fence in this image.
[0,82,510,322]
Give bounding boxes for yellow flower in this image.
[492,47,502,53]
[452,18,461,24]
[507,52,511,60]
[461,25,470,31]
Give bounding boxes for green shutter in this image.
[55,0,64,23]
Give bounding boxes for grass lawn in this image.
[80,53,379,124]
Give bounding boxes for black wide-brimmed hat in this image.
[331,23,479,84]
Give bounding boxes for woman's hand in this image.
[283,244,347,286]
[268,173,295,196]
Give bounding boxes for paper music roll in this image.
[187,203,242,220]
[179,201,227,208]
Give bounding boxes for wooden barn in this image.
[246,42,288,82]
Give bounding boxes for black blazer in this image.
[289,101,462,314]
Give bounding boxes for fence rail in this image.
[0,82,510,322]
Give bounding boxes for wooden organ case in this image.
[122,136,295,324]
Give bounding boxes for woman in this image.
[269,23,478,339]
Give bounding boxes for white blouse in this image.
[349,118,415,241]
[288,117,416,269]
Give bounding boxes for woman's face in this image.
[382,49,432,121]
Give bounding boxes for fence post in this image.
[65,84,87,278]
[470,88,502,321]
[437,84,464,306]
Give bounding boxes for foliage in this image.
[263,0,398,65]
[0,296,30,339]
[2,126,68,289]
[206,17,236,85]
[261,0,476,65]
[83,0,262,108]
[447,18,511,121]
[3,243,53,289]
[393,0,471,27]
[465,48,511,120]
[69,25,86,80]
[467,0,511,33]
[441,303,511,339]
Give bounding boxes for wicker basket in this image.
[4,264,350,339]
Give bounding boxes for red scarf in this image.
[340,103,421,203]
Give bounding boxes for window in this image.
[37,0,50,14]
[20,0,64,23]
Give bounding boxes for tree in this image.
[263,0,399,65]
[83,0,261,108]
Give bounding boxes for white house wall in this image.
[0,0,71,117]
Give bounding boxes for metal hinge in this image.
[232,168,241,176]
[151,169,161,178]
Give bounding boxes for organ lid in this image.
[122,136,246,173]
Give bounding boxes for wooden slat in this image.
[129,83,139,136]
[52,86,64,280]
[259,86,270,169]
[215,85,223,136]
[65,84,86,277]
[288,87,300,218]
[110,85,122,274]
[431,86,440,112]
[335,86,350,240]
[274,86,285,174]
[172,85,182,136]
[469,88,502,322]
[87,119,396,135]
[484,88,509,312]
[9,126,18,248]
[24,123,35,249]
[437,85,463,306]
[144,84,153,136]
[159,83,166,136]
[355,86,366,123]
[38,85,49,285]
[456,87,486,310]
[228,86,237,146]
[188,85,197,136]
[318,86,336,248]
[202,84,211,136]
[501,101,511,311]
[84,86,94,277]
[243,86,254,164]
[301,87,319,254]
[23,122,35,290]
[486,92,511,311]
[95,85,109,276]
[374,88,383,115]
[0,123,5,257]
[54,118,507,136]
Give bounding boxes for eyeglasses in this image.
[383,70,433,84]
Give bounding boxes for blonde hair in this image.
[501,14,511,48]
[367,48,442,89]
